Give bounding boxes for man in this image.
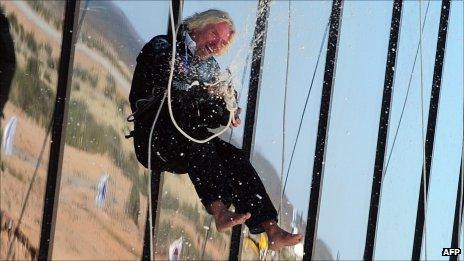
[129,9,302,250]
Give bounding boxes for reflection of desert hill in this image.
[315,239,334,260]
[155,173,231,260]
[38,0,143,70]
[80,0,143,68]
[0,1,148,260]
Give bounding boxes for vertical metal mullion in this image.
[303,0,343,260]
[142,170,163,260]
[364,1,403,259]
[141,1,183,260]
[412,0,451,259]
[229,0,271,260]
[241,0,271,158]
[450,160,463,261]
[167,0,183,42]
[38,0,80,259]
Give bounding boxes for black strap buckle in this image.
[125,130,135,139]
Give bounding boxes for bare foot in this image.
[209,200,251,232]
[261,221,303,251]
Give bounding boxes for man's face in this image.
[191,21,233,60]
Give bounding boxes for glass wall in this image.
[1,1,462,260]
[250,1,331,260]
[316,2,393,259]
[0,1,65,259]
[152,1,259,260]
[155,174,232,260]
[425,1,463,259]
[375,1,443,259]
[51,1,168,259]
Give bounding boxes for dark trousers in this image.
[185,138,277,234]
[140,120,278,234]
[132,111,278,234]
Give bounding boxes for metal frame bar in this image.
[241,0,271,159]
[450,160,463,261]
[141,1,183,259]
[167,0,183,42]
[38,0,80,259]
[363,1,403,259]
[229,0,271,260]
[303,0,343,259]
[142,171,163,260]
[412,0,451,258]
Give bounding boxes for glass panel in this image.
[315,2,393,259]
[426,1,463,259]
[151,1,259,259]
[52,1,168,259]
[155,174,232,260]
[0,1,64,259]
[375,1,442,259]
[250,1,331,260]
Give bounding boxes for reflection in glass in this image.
[0,1,64,259]
[154,174,231,260]
[375,1,443,259]
[425,1,463,259]
[51,1,168,259]
[315,2,393,259]
[251,1,331,260]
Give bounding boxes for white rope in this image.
[418,1,428,259]
[146,90,167,261]
[279,0,292,226]
[382,0,431,177]
[167,1,236,144]
[458,86,464,256]
[458,10,463,254]
[279,19,330,211]
[459,141,464,259]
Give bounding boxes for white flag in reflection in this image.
[95,174,109,207]
[291,208,298,234]
[2,116,18,156]
[294,242,304,259]
[168,236,183,261]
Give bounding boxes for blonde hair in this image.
[184,9,236,51]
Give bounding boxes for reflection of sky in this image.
[113,1,169,41]
[115,1,463,259]
[317,2,393,258]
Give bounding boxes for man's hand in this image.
[231,107,241,127]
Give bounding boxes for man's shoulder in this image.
[148,35,170,50]
[138,35,170,59]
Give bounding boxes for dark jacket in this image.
[0,7,16,117]
[129,28,230,170]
